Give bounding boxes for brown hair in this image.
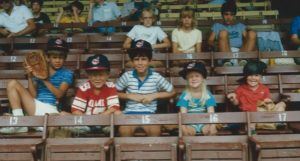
[178,6,197,29]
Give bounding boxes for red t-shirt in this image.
[235,83,270,112]
[71,81,120,115]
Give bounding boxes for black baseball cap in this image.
[179,62,207,79]
[127,40,153,60]
[85,54,110,71]
[47,37,69,53]
[243,60,267,76]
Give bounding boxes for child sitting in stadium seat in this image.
[177,62,217,136]
[116,40,176,137]
[0,38,74,134]
[71,54,121,134]
[172,6,202,54]
[123,8,170,67]
[227,61,288,133]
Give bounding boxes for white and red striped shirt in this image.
[72,81,120,115]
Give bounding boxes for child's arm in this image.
[141,89,176,104]
[117,92,144,103]
[24,64,37,97]
[227,93,239,106]
[172,42,184,54]
[55,7,64,24]
[42,80,69,99]
[207,32,216,49]
[152,37,171,49]
[123,37,132,49]
[195,42,202,53]
[207,106,215,113]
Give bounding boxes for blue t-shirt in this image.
[291,16,300,37]
[212,22,246,48]
[34,67,73,106]
[177,90,216,113]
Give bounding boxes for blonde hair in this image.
[185,79,210,107]
[178,6,197,29]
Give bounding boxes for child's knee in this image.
[182,125,196,136]
[119,126,134,137]
[219,30,229,39]
[145,125,161,136]
[7,79,19,89]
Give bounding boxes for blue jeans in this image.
[97,27,116,34]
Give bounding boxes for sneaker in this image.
[0,127,28,134]
[34,127,44,132]
[239,60,248,66]
[223,62,233,67]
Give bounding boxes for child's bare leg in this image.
[182,125,196,136]
[6,80,36,115]
[119,126,136,137]
[240,30,257,52]
[144,125,161,136]
[218,30,231,52]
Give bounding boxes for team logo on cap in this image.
[136,41,144,48]
[187,62,196,69]
[92,57,99,65]
[55,38,63,45]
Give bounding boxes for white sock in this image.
[12,109,24,116]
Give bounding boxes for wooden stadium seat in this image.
[248,111,300,161]
[114,113,179,161]
[87,34,126,49]
[260,51,300,74]
[46,114,113,161]
[179,112,248,161]
[213,51,258,75]
[63,35,88,50]
[0,115,47,161]
[168,52,213,77]
[12,37,48,50]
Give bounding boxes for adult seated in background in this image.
[121,0,150,21]
[290,16,300,65]
[56,0,85,24]
[31,0,50,24]
[30,0,50,36]
[88,0,121,34]
[208,0,256,66]
[0,0,36,38]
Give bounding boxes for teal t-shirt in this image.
[177,90,216,113]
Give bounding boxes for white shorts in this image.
[34,99,59,116]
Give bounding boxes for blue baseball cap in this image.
[85,54,110,71]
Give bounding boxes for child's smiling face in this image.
[186,71,204,89]
[246,74,262,88]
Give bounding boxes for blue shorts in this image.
[191,124,205,133]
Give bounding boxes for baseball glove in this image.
[24,51,48,80]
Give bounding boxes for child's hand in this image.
[24,63,33,78]
[127,94,144,103]
[141,94,156,104]
[227,93,236,102]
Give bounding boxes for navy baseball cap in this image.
[127,40,153,60]
[47,37,69,53]
[243,60,267,76]
[179,62,207,79]
[85,54,110,71]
